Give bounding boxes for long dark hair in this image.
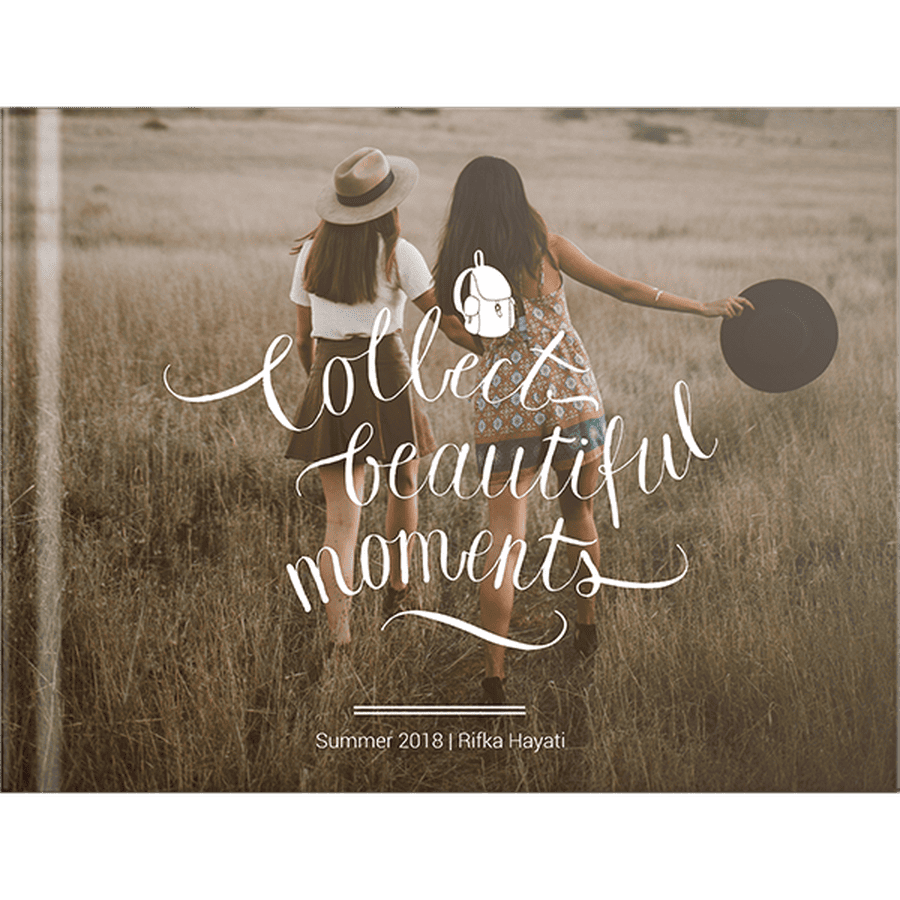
[433,156,553,318]
[291,208,400,306]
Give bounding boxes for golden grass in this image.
[4,107,896,791]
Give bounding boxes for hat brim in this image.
[315,155,419,225]
[720,279,838,393]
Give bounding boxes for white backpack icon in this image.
[453,250,516,338]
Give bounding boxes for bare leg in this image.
[385,459,419,592]
[480,476,530,680]
[318,463,365,645]
[556,463,602,626]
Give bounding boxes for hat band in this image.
[336,170,395,207]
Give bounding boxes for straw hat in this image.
[315,147,418,224]
[720,279,838,392]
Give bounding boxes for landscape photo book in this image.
[2,107,896,794]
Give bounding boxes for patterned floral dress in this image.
[474,262,607,482]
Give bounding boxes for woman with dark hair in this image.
[433,156,751,703]
[286,147,476,653]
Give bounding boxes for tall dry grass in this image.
[3,108,896,791]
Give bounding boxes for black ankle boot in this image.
[383,584,409,618]
[574,623,598,658]
[481,676,505,704]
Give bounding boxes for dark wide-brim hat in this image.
[315,147,418,225]
[720,279,838,393]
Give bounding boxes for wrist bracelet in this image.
[654,289,664,304]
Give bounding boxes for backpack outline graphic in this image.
[452,249,516,338]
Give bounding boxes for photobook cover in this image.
[2,107,896,793]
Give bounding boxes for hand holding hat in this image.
[701,295,755,319]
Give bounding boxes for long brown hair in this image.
[291,208,400,305]
[433,156,553,318]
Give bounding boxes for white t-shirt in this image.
[290,236,434,339]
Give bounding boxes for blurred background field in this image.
[3,107,896,791]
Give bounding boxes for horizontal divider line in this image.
[354,705,526,711]
[353,710,527,716]
[354,706,526,715]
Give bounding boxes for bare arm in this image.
[412,288,483,355]
[295,304,314,374]
[550,233,752,319]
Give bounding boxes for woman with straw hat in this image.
[286,147,477,656]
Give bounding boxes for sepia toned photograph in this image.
[2,106,896,793]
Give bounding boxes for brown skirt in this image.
[284,332,437,464]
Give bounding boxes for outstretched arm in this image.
[551,233,752,319]
[412,288,483,355]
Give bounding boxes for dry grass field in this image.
[3,107,896,791]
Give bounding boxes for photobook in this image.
[3,107,896,792]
